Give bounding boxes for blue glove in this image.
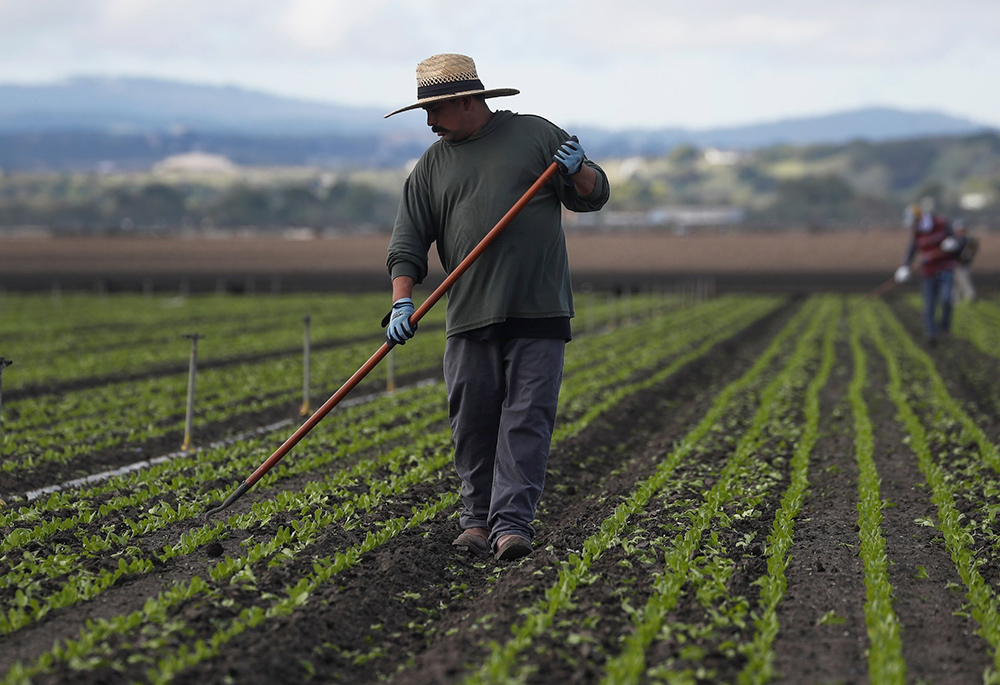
[382,297,417,345]
[553,135,585,177]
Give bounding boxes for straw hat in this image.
[384,53,519,118]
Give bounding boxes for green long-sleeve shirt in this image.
[387,110,610,336]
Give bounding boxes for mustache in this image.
[431,126,448,134]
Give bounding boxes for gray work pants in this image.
[443,336,565,545]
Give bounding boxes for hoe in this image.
[206,162,560,517]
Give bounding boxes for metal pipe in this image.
[181,334,202,452]
[300,316,312,416]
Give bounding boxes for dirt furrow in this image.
[771,338,869,683]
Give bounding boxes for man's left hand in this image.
[554,136,585,176]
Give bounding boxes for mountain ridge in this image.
[0,76,996,170]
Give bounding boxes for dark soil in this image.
[773,332,993,683]
[5,293,1000,684]
[771,339,871,683]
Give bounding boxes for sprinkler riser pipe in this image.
[181,335,202,452]
[301,315,312,416]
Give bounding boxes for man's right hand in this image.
[382,297,417,345]
[894,265,910,284]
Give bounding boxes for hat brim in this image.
[384,88,519,118]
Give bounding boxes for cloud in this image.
[0,1,998,128]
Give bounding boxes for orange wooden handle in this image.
[243,162,561,488]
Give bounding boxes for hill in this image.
[0,77,994,171]
[0,77,416,136]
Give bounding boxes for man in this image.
[894,199,962,344]
[383,53,610,561]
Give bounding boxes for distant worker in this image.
[894,198,962,345]
[383,54,610,561]
[951,219,979,303]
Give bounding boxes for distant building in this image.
[567,206,745,231]
[703,148,744,166]
[153,152,238,174]
[960,192,990,211]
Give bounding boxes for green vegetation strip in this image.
[847,301,905,684]
[863,300,1000,673]
[736,296,840,683]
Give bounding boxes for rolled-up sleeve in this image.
[559,159,610,212]
[549,127,610,213]
[387,174,437,284]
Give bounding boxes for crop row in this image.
[2,323,447,478]
[0,293,424,389]
[860,298,1000,676]
[846,304,905,683]
[0,290,680,390]
[1,296,784,682]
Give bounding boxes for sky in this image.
[1,0,999,131]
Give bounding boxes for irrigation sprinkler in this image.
[205,162,561,517]
[180,333,203,452]
[300,316,312,416]
[386,346,397,393]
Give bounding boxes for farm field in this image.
[1,290,1000,683]
[2,231,998,289]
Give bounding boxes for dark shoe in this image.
[452,527,490,556]
[494,534,532,561]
